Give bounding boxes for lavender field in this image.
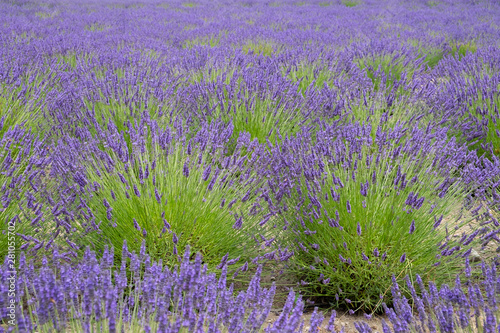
[1,0,500,332]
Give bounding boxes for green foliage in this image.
[55,52,94,69]
[319,1,332,6]
[241,39,277,57]
[182,2,197,8]
[183,32,226,49]
[427,1,440,7]
[421,48,444,69]
[283,60,353,97]
[85,23,109,32]
[35,11,58,19]
[0,79,51,139]
[342,0,359,7]
[347,97,425,142]
[0,129,55,260]
[276,131,479,313]
[191,86,310,155]
[449,40,477,60]
[187,65,239,85]
[156,3,169,9]
[183,24,197,31]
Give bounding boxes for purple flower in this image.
[202,164,211,181]
[133,219,141,232]
[163,218,171,230]
[346,200,351,213]
[409,220,416,234]
[133,184,141,197]
[217,253,229,269]
[233,215,243,229]
[154,188,162,204]
[183,159,189,177]
[118,172,127,185]
[400,253,406,263]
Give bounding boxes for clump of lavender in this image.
[65,114,275,271]
[0,241,338,333]
[268,119,490,312]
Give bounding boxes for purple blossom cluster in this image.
[356,258,500,333]
[0,241,337,333]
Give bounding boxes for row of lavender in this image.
[1,0,500,332]
[3,240,500,332]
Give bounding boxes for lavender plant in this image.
[0,75,54,139]
[271,120,487,312]
[283,61,346,97]
[68,116,274,270]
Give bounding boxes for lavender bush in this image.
[265,118,491,312]
[57,115,277,269]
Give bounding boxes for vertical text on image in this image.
[6,216,17,326]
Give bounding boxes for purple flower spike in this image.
[183,159,190,177]
[357,222,362,236]
[163,218,171,230]
[400,253,406,263]
[409,220,416,234]
[133,184,141,197]
[346,200,351,213]
[133,218,141,232]
[154,188,162,204]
